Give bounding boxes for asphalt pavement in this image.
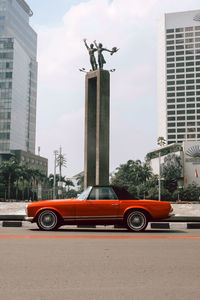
[0,225,200,300]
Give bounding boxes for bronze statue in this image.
[83,39,97,71]
[94,40,119,69]
[83,39,119,70]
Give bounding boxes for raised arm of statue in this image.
[93,40,98,48]
[83,38,89,50]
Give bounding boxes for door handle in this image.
[112,203,119,206]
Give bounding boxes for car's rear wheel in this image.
[37,210,60,231]
[125,210,148,232]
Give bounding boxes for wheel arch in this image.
[123,207,152,222]
[34,207,64,223]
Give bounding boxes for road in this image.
[0,224,200,300]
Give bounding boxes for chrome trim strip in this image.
[63,216,123,221]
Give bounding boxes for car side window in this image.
[88,187,118,200]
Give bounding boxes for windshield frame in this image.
[77,186,92,200]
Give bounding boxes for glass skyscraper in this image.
[158,10,200,144]
[0,0,37,158]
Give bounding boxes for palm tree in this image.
[0,157,18,200]
[64,179,74,192]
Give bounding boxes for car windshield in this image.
[77,186,92,200]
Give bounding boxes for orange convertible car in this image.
[25,186,174,232]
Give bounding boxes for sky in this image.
[26,0,200,178]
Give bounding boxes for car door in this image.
[75,186,120,222]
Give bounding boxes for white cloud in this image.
[35,0,200,176]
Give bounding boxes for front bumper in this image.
[24,216,34,222]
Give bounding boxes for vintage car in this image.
[25,186,174,232]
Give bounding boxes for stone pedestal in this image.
[84,69,110,189]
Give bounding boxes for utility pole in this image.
[53,150,58,199]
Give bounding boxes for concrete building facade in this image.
[147,141,200,187]
[158,10,200,144]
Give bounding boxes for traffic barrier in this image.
[2,221,22,227]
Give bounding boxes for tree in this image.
[0,157,18,200]
[181,184,200,202]
[161,154,182,193]
[110,160,153,198]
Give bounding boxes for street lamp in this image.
[157,137,166,201]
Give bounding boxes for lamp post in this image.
[157,137,166,201]
[53,150,58,199]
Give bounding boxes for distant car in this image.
[25,186,174,232]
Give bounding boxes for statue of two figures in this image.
[83,39,119,71]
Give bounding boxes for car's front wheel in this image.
[37,210,60,231]
[125,210,148,232]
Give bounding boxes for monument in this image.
[83,39,119,189]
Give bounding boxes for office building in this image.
[158,10,200,144]
[0,0,37,160]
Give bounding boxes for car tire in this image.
[37,210,60,231]
[125,210,148,232]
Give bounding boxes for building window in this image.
[177,116,185,120]
[176,57,184,61]
[176,28,184,32]
[187,103,195,108]
[186,74,194,78]
[167,93,175,97]
[168,135,176,139]
[177,134,185,138]
[176,63,184,67]
[167,47,174,51]
[167,75,175,79]
[168,123,175,127]
[167,111,175,115]
[167,52,175,56]
[167,34,174,39]
[167,81,175,85]
[177,122,185,126]
[176,68,185,73]
[177,92,185,96]
[177,104,185,108]
[168,117,175,121]
[176,80,185,84]
[187,122,195,126]
[167,87,175,91]
[177,98,185,103]
[176,86,185,90]
[167,69,175,74]
[187,134,195,138]
[177,128,185,132]
[187,116,195,120]
[167,29,174,33]
[186,62,194,66]
[187,128,196,132]
[167,105,175,109]
[168,129,176,133]
[186,91,195,96]
[167,63,175,68]
[177,110,185,114]
[167,99,175,103]
[176,74,185,79]
[186,79,194,84]
[187,109,195,114]
[186,85,195,90]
